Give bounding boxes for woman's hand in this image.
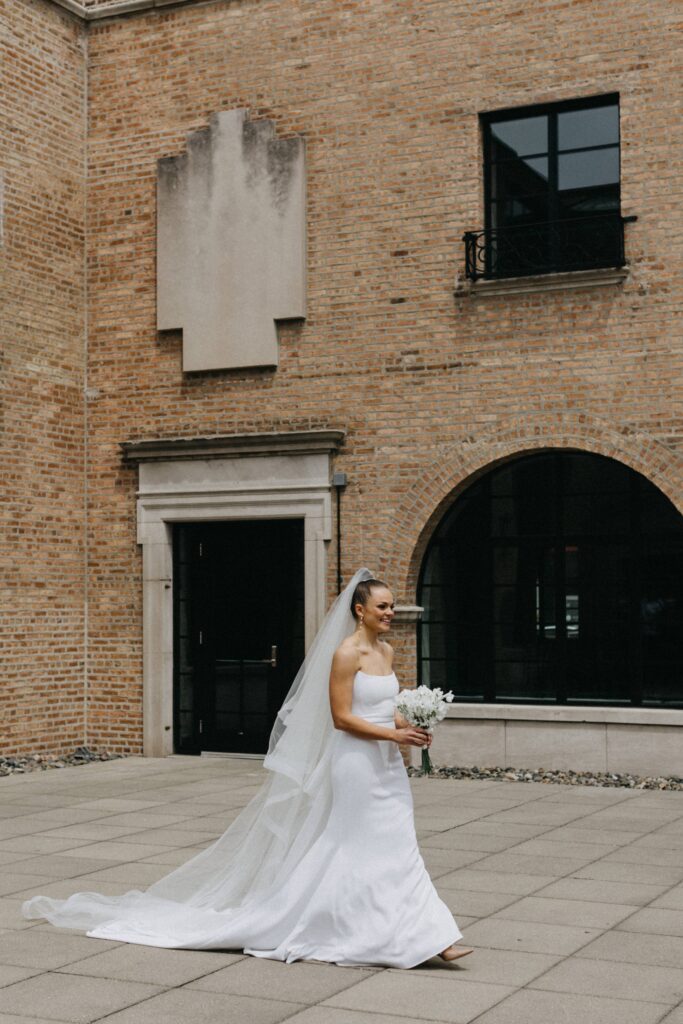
[394,726,432,748]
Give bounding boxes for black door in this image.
[173,520,305,754]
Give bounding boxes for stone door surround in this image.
[121,430,344,756]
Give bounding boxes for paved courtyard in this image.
[0,756,681,1024]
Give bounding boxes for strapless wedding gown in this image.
[24,671,462,968]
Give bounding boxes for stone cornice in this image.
[120,430,346,463]
[47,0,208,22]
[455,266,629,299]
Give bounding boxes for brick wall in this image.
[2,0,87,755]
[80,0,682,752]
[6,0,682,754]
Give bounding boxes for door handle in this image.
[259,645,277,668]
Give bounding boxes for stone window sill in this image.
[444,702,683,727]
[454,265,629,298]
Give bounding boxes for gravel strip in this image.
[407,764,683,789]
[0,747,123,777]
[3,749,680,791]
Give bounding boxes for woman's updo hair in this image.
[351,578,390,620]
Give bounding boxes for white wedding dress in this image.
[24,669,462,968]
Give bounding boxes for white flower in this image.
[393,685,454,731]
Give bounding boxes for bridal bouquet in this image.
[394,685,454,775]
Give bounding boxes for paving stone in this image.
[489,895,639,929]
[470,988,667,1024]
[59,842,174,861]
[0,965,42,988]
[657,1006,683,1024]
[0,1016,74,1024]
[96,986,305,1024]
[0,899,44,930]
[0,971,162,1024]
[414,812,490,831]
[392,947,562,987]
[167,815,233,832]
[421,831,519,853]
[629,832,683,850]
[480,805,589,825]
[104,828,219,848]
[11,879,135,901]
[539,826,643,845]
[421,847,475,878]
[278,1010,453,1024]
[440,890,521,918]
[573,860,683,885]
[650,883,683,910]
[533,877,670,906]
[505,838,614,861]
[322,970,515,1023]
[459,851,592,877]
[187,955,373,1003]
[73,800,169,813]
[0,837,83,856]
[461,917,601,955]
[0,852,39,869]
[2,759,682,1024]
[139,846,208,866]
[600,847,683,870]
[0,930,117,970]
[0,875,55,898]
[87,812,191,829]
[436,867,556,895]
[615,908,683,937]
[39,824,146,842]
[574,930,683,969]
[449,821,547,840]
[559,815,667,834]
[72,863,169,885]
[10,856,128,878]
[58,944,244,984]
[528,956,683,1004]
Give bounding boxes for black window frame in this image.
[465,92,628,280]
[417,451,683,709]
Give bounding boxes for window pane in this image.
[559,147,619,190]
[491,158,550,201]
[558,104,619,151]
[419,452,683,707]
[558,186,620,216]
[490,115,548,158]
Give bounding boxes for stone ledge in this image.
[121,429,346,463]
[46,0,201,20]
[392,605,424,624]
[455,265,629,298]
[444,701,683,726]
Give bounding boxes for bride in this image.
[22,568,473,968]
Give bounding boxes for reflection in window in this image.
[482,95,621,277]
[418,452,683,707]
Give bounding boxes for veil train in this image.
[21,568,375,946]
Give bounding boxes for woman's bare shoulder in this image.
[332,637,361,674]
[380,638,394,664]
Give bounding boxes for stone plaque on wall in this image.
[157,109,306,372]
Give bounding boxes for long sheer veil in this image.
[22,568,375,941]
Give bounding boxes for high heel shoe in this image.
[439,944,474,962]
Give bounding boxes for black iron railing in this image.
[464,213,636,282]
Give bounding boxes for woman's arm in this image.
[329,647,430,747]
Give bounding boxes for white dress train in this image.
[25,671,462,969]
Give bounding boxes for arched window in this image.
[418,451,683,707]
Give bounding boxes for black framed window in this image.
[465,94,628,280]
[418,452,683,708]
